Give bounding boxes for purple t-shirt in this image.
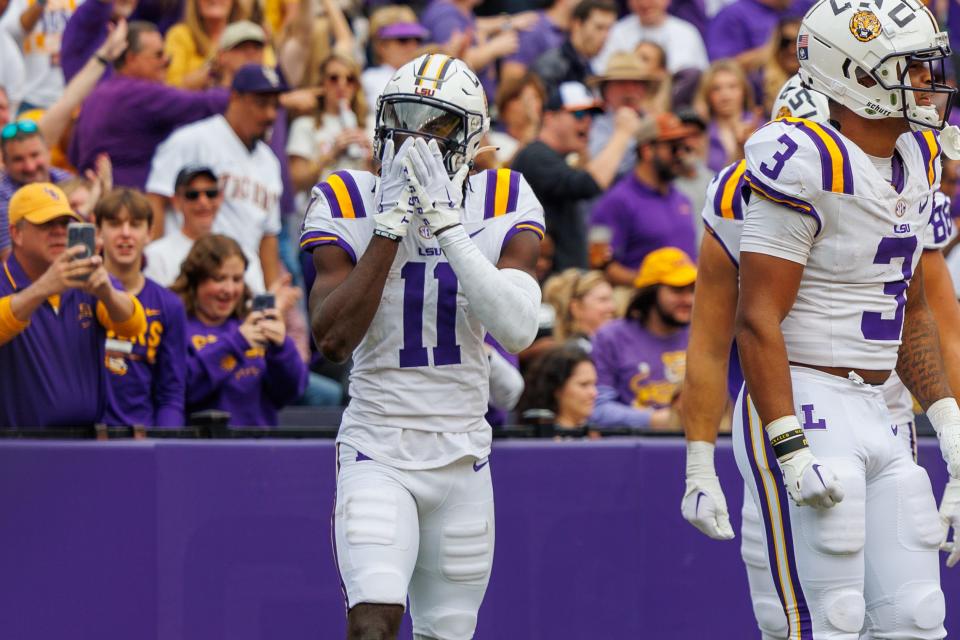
[104,278,187,427]
[592,318,689,410]
[69,75,228,189]
[589,173,697,270]
[421,0,497,102]
[507,11,565,67]
[185,315,307,427]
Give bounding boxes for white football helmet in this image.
[374,54,490,176]
[797,0,955,129]
[771,74,830,124]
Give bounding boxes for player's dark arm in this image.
[921,249,960,398]
[897,258,953,409]
[309,238,400,363]
[683,233,739,443]
[734,251,804,424]
[495,229,540,274]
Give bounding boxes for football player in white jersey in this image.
[681,75,960,639]
[302,54,544,640]
[694,0,960,636]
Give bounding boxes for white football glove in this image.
[402,137,469,234]
[767,416,844,509]
[681,441,735,540]
[927,397,960,479]
[373,137,415,241]
[941,478,960,569]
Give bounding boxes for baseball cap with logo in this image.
[634,247,697,289]
[8,183,82,226]
[219,21,267,52]
[544,81,603,114]
[232,64,289,94]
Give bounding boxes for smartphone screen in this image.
[67,223,96,259]
[252,293,276,312]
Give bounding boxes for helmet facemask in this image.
[374,94,486,176]
[871,43,956,130]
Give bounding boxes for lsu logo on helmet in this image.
[849,10,882,42]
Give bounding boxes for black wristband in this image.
[95,54,111,66]
[771,429,808,459]
[373,228,402,242]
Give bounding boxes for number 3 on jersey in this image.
[400,261,462,368]
[861,236,916,341]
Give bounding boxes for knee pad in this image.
[823,589,865,635]
[891,582,946,638]
[440,517,492,584]
[752,597,789,639]
[414,608,478,640]
[897,466,943,551]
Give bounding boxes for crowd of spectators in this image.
[1,0,959,431]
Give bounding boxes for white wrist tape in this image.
[927,397,960,435]
[436,224,541,352]
[685,441,717,477]
[765,415,808,462]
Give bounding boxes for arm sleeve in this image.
[185,327,250,404]
[590,385,654,429]
[436,224,542,353]
[739,195,818,265]
[60,0,111,82]
[487,346,524,411]
[152,296,187,427]
[262,336,308,407]
[96,295,147,338]
[0,295,30,345]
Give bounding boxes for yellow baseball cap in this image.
[8,183,82,226]
[634,247,697,289]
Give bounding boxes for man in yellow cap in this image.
[0,182,146,427]
[590,246,695,430]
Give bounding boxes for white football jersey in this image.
[740,118,942,370]
[146,115,283,292]
[301,168,545,467]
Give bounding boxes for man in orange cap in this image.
[590,246,695,429]
[589,112,700,285]
[0,182,146,427]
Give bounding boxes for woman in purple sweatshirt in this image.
[171,234,306,426]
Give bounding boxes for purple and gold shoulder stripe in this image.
[743,171,822,235]
[483,169,521,219]
[299,231,357,263]
[317,171,368,219]
[500,220,545,252]
[778,117,854,195]
[913,130,941,188]
[713,160,747,220]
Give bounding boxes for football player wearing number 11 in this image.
[303,54,544,640]
[732,0,960,638]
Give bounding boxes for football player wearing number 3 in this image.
[728,0,960,638]
[302,54,544,640]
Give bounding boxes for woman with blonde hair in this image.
[277,0,355,89]
[760,18,802,116]
[172,234,307,427]
[164,0,248,88]
[543,269,617,347]
[286,52,372,198]
[694,59,761,172]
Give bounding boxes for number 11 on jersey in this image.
[400,261,462,368]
